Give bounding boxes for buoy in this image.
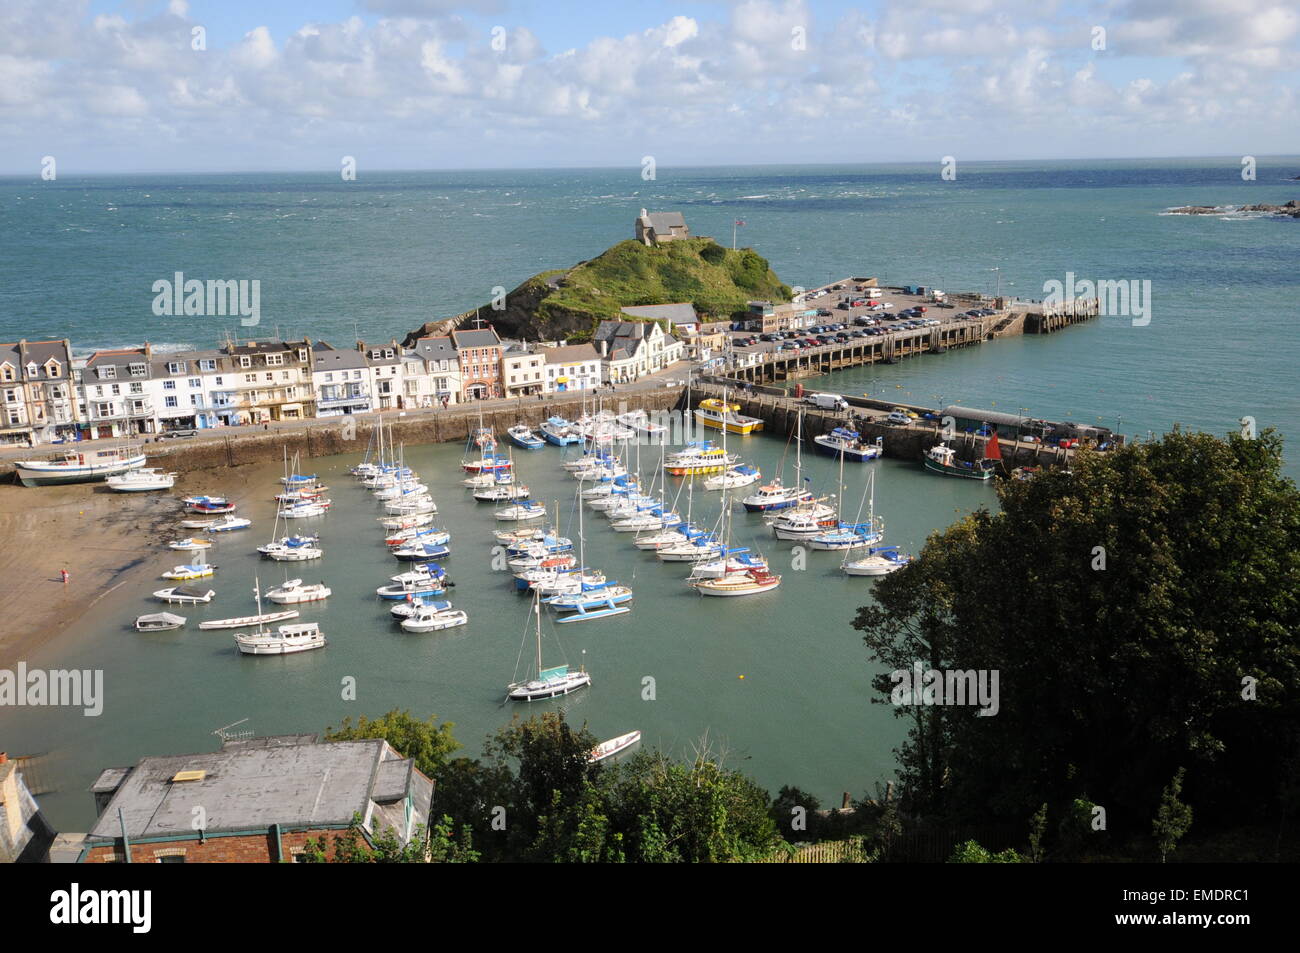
[738,675,745,680]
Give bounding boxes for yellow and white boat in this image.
[694,398,764,435]
[663,442,736,476]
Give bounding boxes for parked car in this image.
[159,429,198,440]
[886,411,911,425]
[892,407,919,419]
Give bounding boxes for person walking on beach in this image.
[60,568,69,585]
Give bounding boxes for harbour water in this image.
[8,430,991,831]
[4,158,1300,831]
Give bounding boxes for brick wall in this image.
[81,829,342,863]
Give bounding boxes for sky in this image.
[0,0,1297,173]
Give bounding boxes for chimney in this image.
[0,759,23,847]
[599,340,608,358]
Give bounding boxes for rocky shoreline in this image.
[1167,199,1300,217]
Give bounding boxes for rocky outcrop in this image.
[1167,200,1300,217]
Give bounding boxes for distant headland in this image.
[1167,199,1300,217]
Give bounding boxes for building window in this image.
[188,378,200,388]
[238,356,252,369]
[214,376,223,386]
[167,362,184,374]
[199,359,216,372]
[165,396,178,408]
[129,363,146,377]
[99,365,117,379]
[164,380,176,390]
[266,353,284,367]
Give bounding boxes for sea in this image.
[2,159,1298,833]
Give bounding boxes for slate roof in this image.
[451,328,501,349]
[0,340,73,380]
[312,341,368,372]
[542,343,600,365]
[86,735,431,845]
[644,211,686,231]
[619,303,698,325]
[411,336,457,362]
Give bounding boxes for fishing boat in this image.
[107,468,177,492]
[161,562,216,581]
[495,501,547,521]
[589,730,642,763]
[235,620,326,655]
[507,424,545,450]
[694,397,764,435]
[167,537,212,551]
[923,441,997,480]
[198,609,301,630]
[15,444,146,487]
[153,585,214,604]
[400,605,469,633]
[506,590,591,701]
[813,427,883,462]
[540,415,582,446]
[135,612,186,631]
[265,578,331,604]
[663,442,735,476]
[703,463,761,491]
[843,545,913,577]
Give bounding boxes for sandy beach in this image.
[0,466,270,671]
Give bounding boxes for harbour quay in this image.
[694,379,1123,472]
[712,277,1100,385]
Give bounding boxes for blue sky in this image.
[3,0,1298,173]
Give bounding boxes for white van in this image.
[805,392,850,411]
[864,288,883,299]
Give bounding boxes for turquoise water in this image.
[3,159,1299,830]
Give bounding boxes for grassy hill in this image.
[403,238,792,345]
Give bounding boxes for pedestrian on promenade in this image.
[60,568,69,585]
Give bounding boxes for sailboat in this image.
[741,412,814,511]
[808,450,884,551]
[507,589,591,700]
[842,545,913,576]
[543,485,632,622]
[234,576,327,655]
[689,474,781,597]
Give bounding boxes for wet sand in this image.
[0,466,269,670]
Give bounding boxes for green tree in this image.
[1153,768,1193,862]
[1028,802,1048,863]
[854,430,1300,841]
[297,813,479,863]
[324,709,461,780]
[948,839,1025,863]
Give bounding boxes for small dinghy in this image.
[161,563,216,581]
[589,730,642,764]
[199,609,301,630]
[180,514,251,532]
[135,611,186,631]
[167,537,212,551]
[153,585,214,604]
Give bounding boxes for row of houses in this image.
[2,317,688,446]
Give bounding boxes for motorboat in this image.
[703,464,761,491]
[400,605,469,633]
[153,585,214,604]
[161,563,216,581]
[235,621,326,655]
[167,537,212,551]
[107,468,177,492]
[843,545,913,576]
[507,424,545,450]
[135,612,186,631]
[589,730,642,763]
[264,578,331,604]
[814,428,883,462]
[694,398,764,435]
[495,501,547,521]
[539,416,582,446]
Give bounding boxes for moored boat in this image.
[107,468,177,492]
[153,585,214,604]
[198,609,301,630]
[264,578,331,604]
[135,611,186,631]
[589,730,642,763]
[694,398,764,435]
[15,444,146,487]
